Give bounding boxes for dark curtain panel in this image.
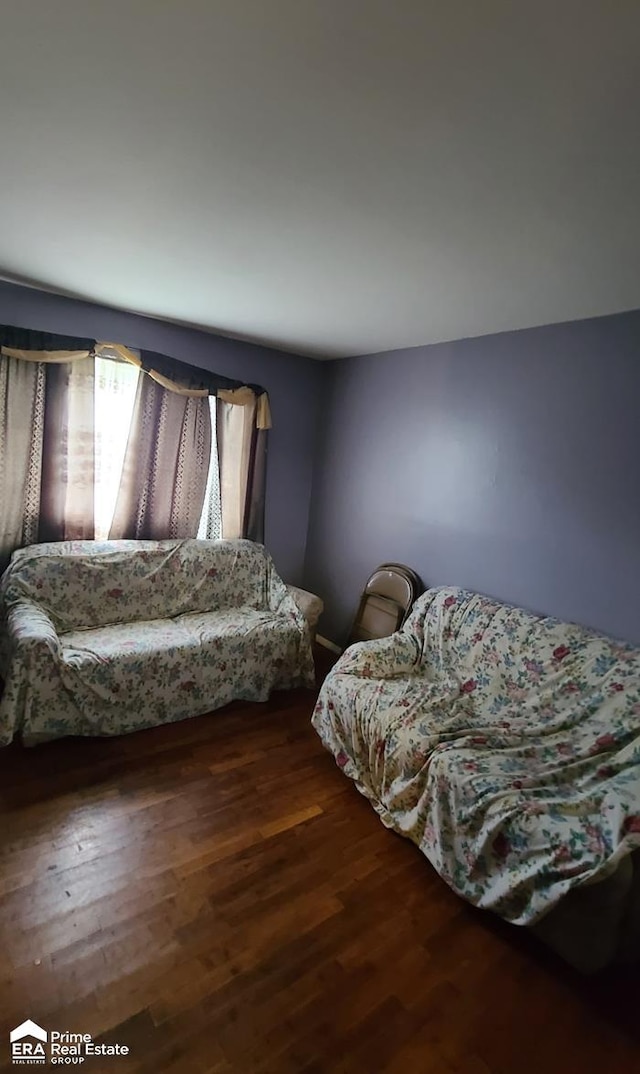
[38,359,95,542]
[110,375,212,540]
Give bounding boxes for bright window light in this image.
[94,356,139,540]
[197,397,222,540]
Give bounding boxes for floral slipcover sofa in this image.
[313,587,640,970]
[0,539,315,746]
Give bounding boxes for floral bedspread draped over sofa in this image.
[312,587,640,924]
[0,539,315,745]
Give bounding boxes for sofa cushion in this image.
[56,607,306,728]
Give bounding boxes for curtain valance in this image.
[0,324,272,429]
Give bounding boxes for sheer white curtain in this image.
[94,356,139,540]
[216,395,266,542]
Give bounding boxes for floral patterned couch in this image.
[0,539,315,746]
[312,586,640,970]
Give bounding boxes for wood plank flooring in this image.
[0,680,638,1073]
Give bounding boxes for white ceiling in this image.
[0,1,639,359]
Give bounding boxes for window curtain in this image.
[0,323,271,564]
[0,353,97,568]
[109,374,212,540]
[197,399,222,540]
[38,357,95,543]
[0,357,45,571]
[94,356,140,540]
[111,369,268,545]
[216,395,267,543]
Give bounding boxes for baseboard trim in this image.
[315,634,343,656]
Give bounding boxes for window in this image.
[197,397,222,540]
[1,332,265,570]
[93,356,221,542]
[94,356,139,540]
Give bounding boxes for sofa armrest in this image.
[0,601,61,746]
[4,600,61,658]
[336,631,421,679]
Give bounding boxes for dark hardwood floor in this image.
[0,666,638,1072]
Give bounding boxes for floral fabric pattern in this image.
[0,539,314,745]
[312,587,640,925]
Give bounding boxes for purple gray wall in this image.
[304,310,640,646]
[0,281,324,585]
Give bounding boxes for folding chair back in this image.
[348,563,423,646]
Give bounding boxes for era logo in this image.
[10,1020,48,1065]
